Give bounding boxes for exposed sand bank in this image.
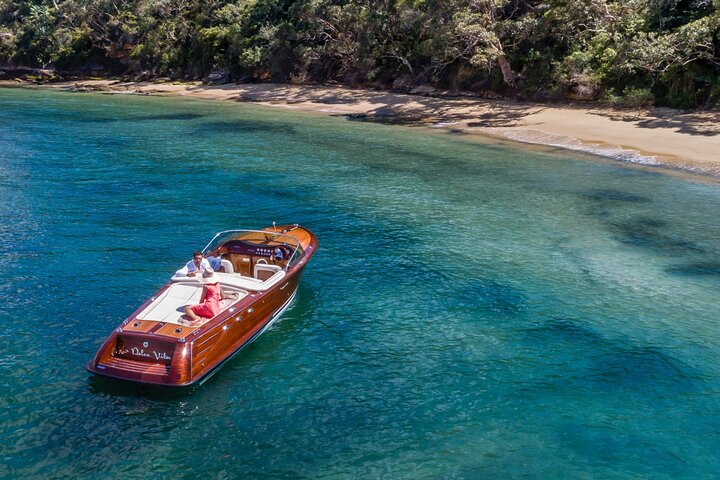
[8,79,720,178]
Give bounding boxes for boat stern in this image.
[87,326,193,386]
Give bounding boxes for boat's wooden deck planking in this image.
[262,225,314,250]
[290,228,314,250]
[123,320,158,333]
[155,322,197,338]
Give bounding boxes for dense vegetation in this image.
[1,0,719,107]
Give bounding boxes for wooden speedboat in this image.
[86,225,317,386]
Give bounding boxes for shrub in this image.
[604,86,655,108]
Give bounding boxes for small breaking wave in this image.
[456,126,720,179]
[493,128,661,166]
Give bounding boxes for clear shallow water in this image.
[1,87,719,479]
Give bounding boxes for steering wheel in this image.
[273,247,288,261]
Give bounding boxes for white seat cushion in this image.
[220,259,234,273]
[254,263,282,281]
[138,284,203,323]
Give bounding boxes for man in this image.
[176,250,212,277]
[206,248,224,272]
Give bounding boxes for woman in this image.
[184,270,226,324]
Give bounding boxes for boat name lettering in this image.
[130,347,171,361]
[154,351,171,361]
[131,347,151,358]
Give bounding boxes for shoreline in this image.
[5,79,720,179]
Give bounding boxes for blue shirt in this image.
[207,256,222,271]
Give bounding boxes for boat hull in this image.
[86,225,316,387]
[195,287,298,386]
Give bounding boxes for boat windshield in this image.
[202,229,305,270]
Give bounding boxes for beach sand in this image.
[9,79,720,178]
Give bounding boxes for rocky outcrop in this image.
[202,69,230,85]
[409,85,437,96]
[0,66,59,81]
[564,74,600,101]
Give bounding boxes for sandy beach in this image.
[9,79,720,179]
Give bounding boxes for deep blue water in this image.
[1,87,719,479]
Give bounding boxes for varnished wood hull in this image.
[86,226,317,387]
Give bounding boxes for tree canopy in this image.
[1,0,718,107]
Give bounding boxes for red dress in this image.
[191,283,223,318]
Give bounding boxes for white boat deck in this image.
[136,271,286,325]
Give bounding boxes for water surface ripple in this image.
[1,88,719,479]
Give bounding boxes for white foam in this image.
[492,128,661,166]
[431,122,459,128]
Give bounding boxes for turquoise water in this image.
[1,86,719,479]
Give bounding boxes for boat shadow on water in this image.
[86,374,198,400]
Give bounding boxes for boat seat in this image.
[229,254,252,276]
[220,259,234,274]
[254,263,282,281]
[137,284,203,323]
[138,282,248,325]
